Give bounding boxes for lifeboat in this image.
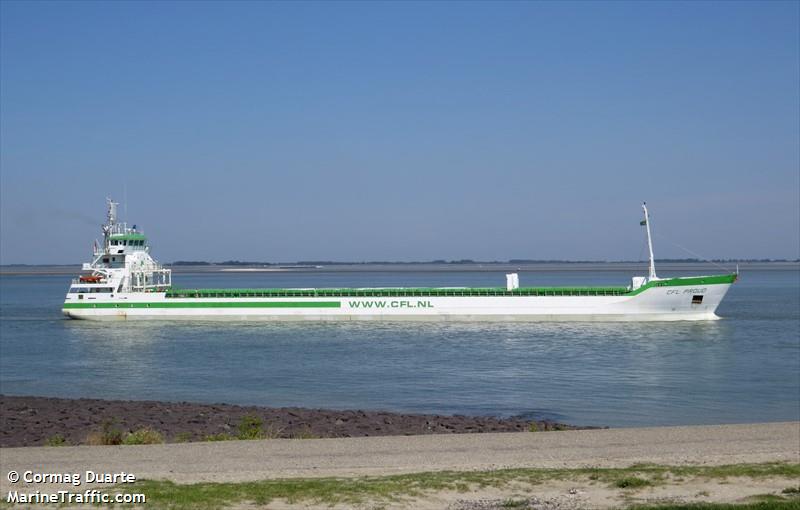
[79,275,103,283]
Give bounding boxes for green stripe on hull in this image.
[162,274,736,299]
[63,301,341,309]
[629,274,736,294]
[63,275,736,311]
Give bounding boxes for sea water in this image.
[1,266,798,427]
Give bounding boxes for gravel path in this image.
[1,422,797,490]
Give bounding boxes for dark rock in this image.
[0,394,593,447]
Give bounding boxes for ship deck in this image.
[165,286,632,298]
[162,274,736,299]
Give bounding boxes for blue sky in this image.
[1,1,798,264]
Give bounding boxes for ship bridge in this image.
[76,199,172,293]
[107,232,148,254]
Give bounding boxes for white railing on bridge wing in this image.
[106,223,144,236]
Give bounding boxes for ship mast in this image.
[107,198,118,226]
[642,202,657,280]
[101,198,120,252]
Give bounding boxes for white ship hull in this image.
[63,275,735,322]
[63,201,737,322]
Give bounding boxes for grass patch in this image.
[114,462,800,509]
[615,476,652,489]
[174,431,193,443]
[746,495,791,503]
[501,499,530,508]
[203,432,236,442]
[232,414,283,440]
[86,419,123,445]
[44,434,68,446]
[237,414,265,440]
[123,427,164,445]
[627,503,800,510]
[616,462,800,480]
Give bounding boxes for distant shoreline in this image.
[1,260,798,275]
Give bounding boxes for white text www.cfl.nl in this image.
[6,489,145,504]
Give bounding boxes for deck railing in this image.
[165,287,631,299]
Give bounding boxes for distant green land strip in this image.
[108,462,799,510]
[169,258,800,265]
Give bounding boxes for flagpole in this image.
[642,202,657,280]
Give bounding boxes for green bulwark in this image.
[163,274,737,299]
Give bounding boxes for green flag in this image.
[640,220,647,226]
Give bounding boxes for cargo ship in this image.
[62,200,736,321]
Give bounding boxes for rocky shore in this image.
[0,395,586,447]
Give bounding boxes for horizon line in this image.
[2,258,799,268]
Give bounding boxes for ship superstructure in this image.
[63,201,736,321]
[66,199,171,298]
